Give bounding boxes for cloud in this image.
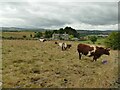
[0,1,118,30]
[0,0,119,2]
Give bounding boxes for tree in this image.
[64,26,78,37]
[34,32,42,38]
[53,30,58,34]
[69,35,74,40]
[59,28,64,34]
[104,32,120,50]
[89,36,97,44]
[44,30,53,38]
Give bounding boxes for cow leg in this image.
[79,53,82,60]
[62,45,64,51]
[62,43,65,51]
[93,56,97,61]
[64,47,67,50]
[89,52,94,57]
[62,47,63,51]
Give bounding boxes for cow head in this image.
[67,44,72,49]
[43,39,46,42]
[55,42,58,44]
[104,48,110,55]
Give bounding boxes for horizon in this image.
[1,26,118,31]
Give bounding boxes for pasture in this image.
[2,39,118,88]
[2,32,35,39]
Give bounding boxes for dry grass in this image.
[2,40,118,88]
[2,32,35,38]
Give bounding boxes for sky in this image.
[0,0,119,30]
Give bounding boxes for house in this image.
[97,34,108,38]
[71,38,79,41]
[52,32,69,40]
[79,37,88,41]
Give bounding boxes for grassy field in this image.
[2,39,118,88]
[79,38,106,46]
[2,32,35,38]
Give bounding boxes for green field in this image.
[2,39,118,88]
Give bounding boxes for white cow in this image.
[58,42,67,51]
[39,39,46,42]
[58,43,63,47]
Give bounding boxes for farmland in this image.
[2,32,35,39]
[2,38,118,88]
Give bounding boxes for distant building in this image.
[97,34,108,38]
[79,37,88,41]
[52,32,69,40]
[71,38,79,41]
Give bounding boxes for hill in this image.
[1,27,48,32]
[77,30,118,34]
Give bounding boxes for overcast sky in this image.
[0,0,119,30]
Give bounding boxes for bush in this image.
[44,31,53,38]
[34,32,42,38]
[23,35,26,38]
[10,36,13,39]
[69,35,74,40]
[89,36,97,44]
[104,32,120,50]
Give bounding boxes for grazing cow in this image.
[58,43,67,51]
[58,42,72,51]
[77,43,110,61]
[89,46,110,61]
[77,44,95,59]
[67,44,72,49]
[55,42,58,44]
[58,42,63,47]
[39,39,46,42]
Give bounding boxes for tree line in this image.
[2,26,120,50]
[34,26,79,38]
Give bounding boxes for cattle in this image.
[58,42,67,51]
[55,42,58,44]
[67,44,72,49]
[58,42,71,51]
[39,39,46,42]
[58,42,63,47]
[77,43,110,61]
[89,46,110,61]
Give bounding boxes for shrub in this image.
[104,32,120,50]
[89,36,97,44]
[44,31,53,38]
[69,35,74,40]
[34,32,42,38]
[23,35,26,38]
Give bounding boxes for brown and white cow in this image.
[77,43,110,61]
